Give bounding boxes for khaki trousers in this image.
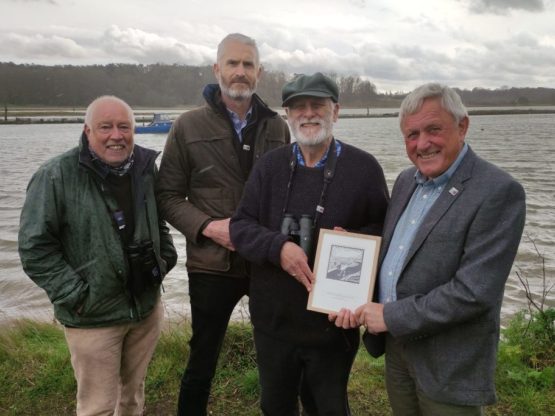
[64,299,163,416]
[385,334,483,416]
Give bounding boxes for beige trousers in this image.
[64,299,163,416]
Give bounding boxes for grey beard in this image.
[219,83,255,101]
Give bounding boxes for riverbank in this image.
[1,108,555,124]
[1,314,553,415]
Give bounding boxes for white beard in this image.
[290,117,333,146]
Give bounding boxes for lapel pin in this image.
[449,187,459,196]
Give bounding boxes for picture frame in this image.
[307,229,381,314]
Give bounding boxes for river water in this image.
[1,113,554,324]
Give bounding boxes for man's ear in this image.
[332,102,340,122]
[458,116,469,138]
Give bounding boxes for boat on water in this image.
[135,113,173,134]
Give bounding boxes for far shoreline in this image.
[1,107,555,125]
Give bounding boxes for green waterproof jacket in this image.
[18,134,177,328]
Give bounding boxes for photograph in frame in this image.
[307,229,381,314]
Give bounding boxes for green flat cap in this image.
[282,72,339,106]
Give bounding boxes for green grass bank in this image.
[1,310,553,415]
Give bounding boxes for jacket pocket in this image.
[186,239,230,272]
[190,187,236,217]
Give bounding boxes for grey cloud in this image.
[0,32,86,59]
[466,0,545,14]
[8,0,57,4]
[255,27,555,92]
[480,35,555,76]
[100,26,214,65]
[407,34,555,89]
[348,0,366,7]
[354,33,555,91]
[2,22,554,93]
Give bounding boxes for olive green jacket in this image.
[157,85,290,276]
[18,135,177,327]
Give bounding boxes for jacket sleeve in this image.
[383,177,526,340]
[230,162,289,267]
[150,164,178,275]
[18,167,88,311]
[352,155,389,237]
[156,120,212,244]
[158,217,178,275]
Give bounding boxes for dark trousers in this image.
[177,272,249,416]
[385,334,483,416]
[254,328,358,416]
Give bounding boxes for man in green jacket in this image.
[18,95,177,416]
[157,33,290,415]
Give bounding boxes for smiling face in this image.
[84,98,134,167]
[213,39,261,101]
[285,96,339,146]
[401,97,469,179]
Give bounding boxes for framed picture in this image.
[307,229,381,314]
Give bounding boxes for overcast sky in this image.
[2,0,555,92]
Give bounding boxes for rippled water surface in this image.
[1,114,553,324]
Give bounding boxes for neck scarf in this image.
[88,147,134,176]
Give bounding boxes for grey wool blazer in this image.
[364,146,526,406]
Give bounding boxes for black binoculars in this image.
[280,214,313,255]
[127,240,161,296]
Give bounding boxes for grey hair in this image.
[399,83,468,126]
[217,33,259,65]
[84,95,135,128]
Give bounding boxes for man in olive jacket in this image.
[156,33,290,415]
[19,96,177,416]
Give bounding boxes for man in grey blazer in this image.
[333,83,525,415]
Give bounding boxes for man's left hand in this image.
[356,302,388,334]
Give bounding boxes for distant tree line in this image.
[1,62,554,108]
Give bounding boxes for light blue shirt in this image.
[293,139,342,167]
[227,107,252,143]
[379,143,469,303]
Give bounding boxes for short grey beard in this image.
[219,82,256,101]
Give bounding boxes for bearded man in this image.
[156,33,290,415]
[229,72,390,415]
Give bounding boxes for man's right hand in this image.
[280,241,314,291]
[202,218,235,251]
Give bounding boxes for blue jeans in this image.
[177,273,249,416]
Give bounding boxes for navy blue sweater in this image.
[230,141,389,348]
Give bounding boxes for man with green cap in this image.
[230,73,390,415]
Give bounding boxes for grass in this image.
[1,313,553,416]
